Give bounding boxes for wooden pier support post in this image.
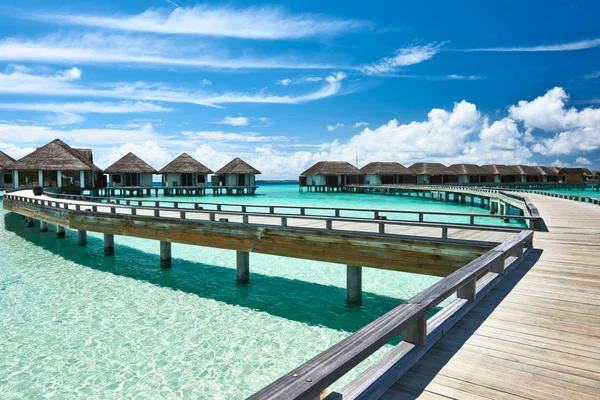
[77,230,87,246]
[56,225,65,238]
[160,241,172,268]
[236,251,250,284]
[104,233,115,255]
[40,220,48,232]
[27,217,35,227]
[347,265,362,306]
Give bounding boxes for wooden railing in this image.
[248,230,533,400]
[3,192,527,242]
[37,191,541,230]
[510,189,600,206]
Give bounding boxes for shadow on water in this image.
[4,213,442,339]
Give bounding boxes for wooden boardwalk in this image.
[382,193,600,399]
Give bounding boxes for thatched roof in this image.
[533,166,558,176]
[558,167,592,175]
[481,164,520,175]
[104,152,157,174]
[449,164,489,175]
[301,161,363,176]
[215,158,261,175]
[15,139,102,172]
[158,153,213,174]
[408,163,456,175]
[360,162,413,175]
[75,148,93,163]
[593,170,600,177]
[0,150,16,172]
[509,165,542,175]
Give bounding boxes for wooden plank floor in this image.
[19,191,516,244]
[381,194,600,400]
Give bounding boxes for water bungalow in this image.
[0,150,16,188]
[481,164,520,183]
[299,161,364,192]
[408,163,457,184]
[360,162,416,184]
[212,158,260,195]
[158,153,213,187]
[508,165,544,182]
[448,164,492,184]
[558,167,592,183]
[105,152,157,187]
[533,166,560,182]
[12,139,102,189]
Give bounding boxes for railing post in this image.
[180,211,186,219]
[326,220,332,230]
[379,223,385,234]
[243,215,249,224]
[442,227,448,239]
[154,209,160,217]
[489,254,505,275]
[281,217,287,227]
[457,279,476,301]
[402,316,427,346]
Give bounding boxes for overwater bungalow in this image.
[360,162,416,184]
[448,164,492,184]
[408,163,458,184]
[299,161,364,191]
[558,167,592,183]
[481,164,520,183]
[12,139,103,189]
[105,152,157,187]
[509,165,545,182]
[532,166,560,182]
[0,150,16,188]
[158,153,213,187]
[213,158,260,187]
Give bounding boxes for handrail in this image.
[508,189,600,206]
[38,191,537,227]
[248,230,533,399]
[3,193,526,240]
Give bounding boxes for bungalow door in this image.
[181,173,193,186]
[237,174,246,186]
[124,173,139,186]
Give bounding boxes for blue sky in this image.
[0,0,599,178]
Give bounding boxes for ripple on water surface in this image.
[0,184,518,398]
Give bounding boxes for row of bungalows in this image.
[299,161,594,190]
[0,139,261,192]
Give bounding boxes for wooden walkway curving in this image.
[382,193,600,399]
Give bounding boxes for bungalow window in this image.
[4,173,13,184]
[197,175,206,183]
[112,174,121,184]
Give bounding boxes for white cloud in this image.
[31,5,366,40]
[0,67,347,107]
[327,123,344,131]
[552,159,565,167]
[182,131,290,142]
[0,122,163,145]
[0,101,172,125]
[214,116,250,126]
[353,122,368,128]
[276,76,323,85]
[576,157,591,165]
[0,33,342,70]
[360,43,445,75]
[464,38,600,52]
[200,79,212,85]
[98,141,173,169]
[446,74,484,81]
[510,87,600,155]
[583,71,600,80]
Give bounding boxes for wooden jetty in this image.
[248,193,599,399]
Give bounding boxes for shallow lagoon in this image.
[0,184,522,398]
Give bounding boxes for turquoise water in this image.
[533,188,600,199]
[0,184,517,398]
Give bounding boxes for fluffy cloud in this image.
[276,76,323,85]
[214,116,249,126]
[575,157,591,165]
[353,122,368,128]
[361,43,445,75]
[510,87,600,155]
[182,131,290,142]
[327,123,344,131]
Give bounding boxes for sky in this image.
[1,0,600,179]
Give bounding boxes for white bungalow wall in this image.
[457,174,470,184]
[222,174,256,186]
[306,175,326,185]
